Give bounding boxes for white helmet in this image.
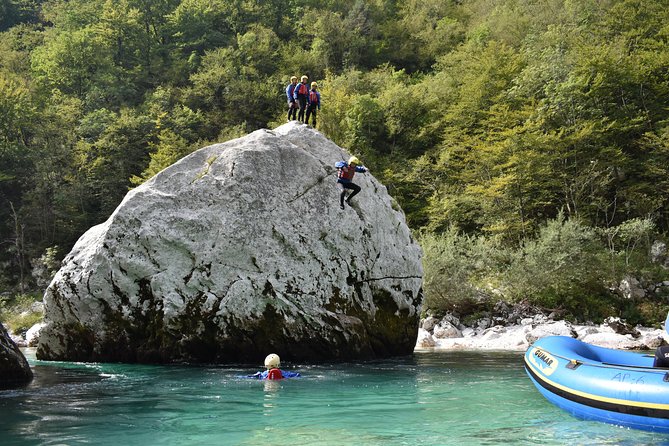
[264,353,280,369]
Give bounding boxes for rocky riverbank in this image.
[13,299,669,355]
[416,302,668,352]
[15,310,669,355]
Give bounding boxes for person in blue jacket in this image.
[294,75,310,123]
[285,76,298,121]
[305,82,320,127]
[248,354,301,380]
[335,156,368,210]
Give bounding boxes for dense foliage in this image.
[2,0,669,324]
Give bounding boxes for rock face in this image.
[37,122,423,363]
[0,322,32,387]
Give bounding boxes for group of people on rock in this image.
[286,75,320,126]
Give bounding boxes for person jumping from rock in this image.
[335,156,368,210]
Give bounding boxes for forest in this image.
[2,0,669,329]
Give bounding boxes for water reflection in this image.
[263,379,281,395]
[262,379,281,416]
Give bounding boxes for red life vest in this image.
[267,368,283,380]
[296,83,308,96]
[338,165,356,181]
[309,90,319,104]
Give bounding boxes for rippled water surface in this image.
[1,349,668,445]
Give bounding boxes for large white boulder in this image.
[525,320,577,344]
[37,122,423,363]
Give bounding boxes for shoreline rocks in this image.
[416,307,667,352]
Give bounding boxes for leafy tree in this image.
[77,108,154,217]
[131,129,190,184]
[31,245,59,289]
[168,0,234,55]
[187,25,282,130]
[0,74,34,282]
[344,94,385,158]
[0,73,34,145]
[388,0,465,71]
[2,0,669,326]
[0,0,41,31]
[31,26,114,98]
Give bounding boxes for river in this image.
[1,349,666,445]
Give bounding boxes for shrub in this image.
[631,301,669,327]
[4,311,42,336]
[419,214,652,322]
[0,293,43,335]
[420,227,504,315]
[501,214,607,313]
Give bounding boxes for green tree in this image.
[0,0,40,31]
[78,108,154,217]
[131,129,190,184]
[187,25,282,130]
[31,26,114,98]
[168,0,235,55]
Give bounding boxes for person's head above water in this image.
[264,353,280,370]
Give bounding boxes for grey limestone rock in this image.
[526,320,577,344]
[421,316,439,333]
[604,316,641,338]
[650,240,667,265]
[619,276,646,300]
[433,321,462,339]
[37,122,423,363]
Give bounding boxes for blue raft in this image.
[524,336,669,432]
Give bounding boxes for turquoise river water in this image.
[1,349,668,445]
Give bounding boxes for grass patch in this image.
[0,293,44,335]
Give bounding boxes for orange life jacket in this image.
[296,83,308,96]
[338,164,356,181]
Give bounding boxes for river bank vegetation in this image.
[1,0,669,332]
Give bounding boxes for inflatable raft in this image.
[524,336,669,432]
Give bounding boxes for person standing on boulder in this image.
[305,81,320,127]
[335,156,368,210]
[294,75,310,123]
[285,76,298,121]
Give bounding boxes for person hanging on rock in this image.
[305,81,320,127]
[285,76,298,121]
[247,353,301,380]
[294,75,310,123]
[335,156,368,210]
